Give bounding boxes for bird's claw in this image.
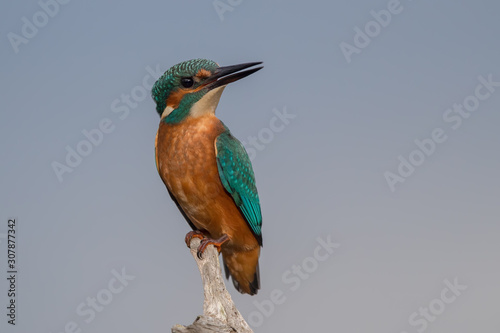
[196,234,230,259]
[185,230,205,248]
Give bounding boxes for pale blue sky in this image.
[1,1,499,332]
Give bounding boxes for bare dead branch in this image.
[171,238,253,333]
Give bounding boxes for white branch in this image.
[171,238,253,333]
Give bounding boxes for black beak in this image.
[206,62,263,90]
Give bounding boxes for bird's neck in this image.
[162,86,226,124]
[159,113,227,144]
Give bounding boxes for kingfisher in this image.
[151,59,263,295]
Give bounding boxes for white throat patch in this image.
[189,86,226,118]
[160,86,226,120]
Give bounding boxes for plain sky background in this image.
[1,0,499,332]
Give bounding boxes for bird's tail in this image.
[222,247,260,295]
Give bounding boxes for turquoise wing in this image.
[215,131,262,245]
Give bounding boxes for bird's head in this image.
[152,59,263,123]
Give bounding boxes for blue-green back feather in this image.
[215,130,262,246]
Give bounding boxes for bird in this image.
[151,59,263,295]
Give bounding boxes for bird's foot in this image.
[197,234,230,259]
[185,230,205,248]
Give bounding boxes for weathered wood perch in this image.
[171,238,254,333]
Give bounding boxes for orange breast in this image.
[155,114,258,251]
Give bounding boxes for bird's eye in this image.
[181,77,194,88]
